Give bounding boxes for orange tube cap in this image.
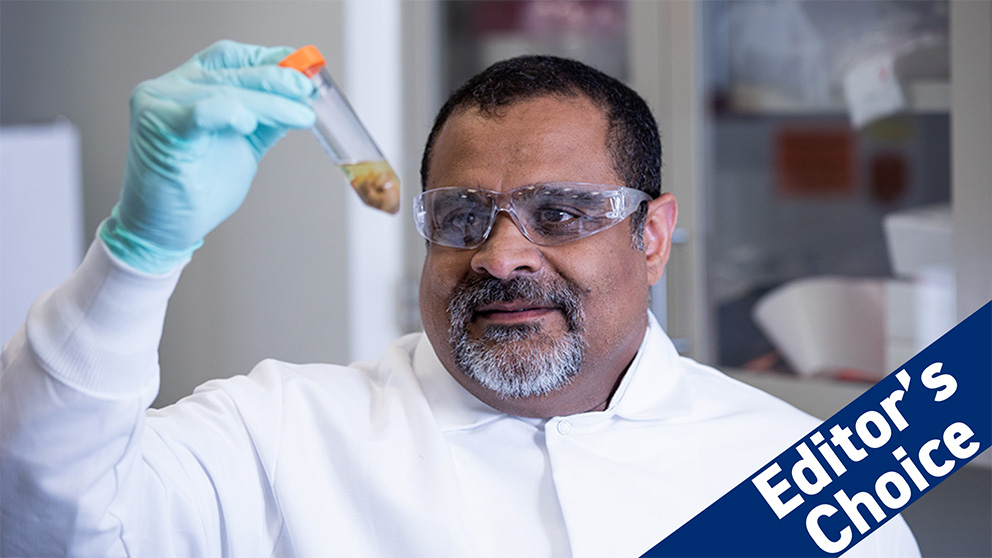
[279,45,325,77]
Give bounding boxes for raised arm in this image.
[0,40,315,556]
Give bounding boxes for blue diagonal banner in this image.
[644,301,991,557]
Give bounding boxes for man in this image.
[1,41,917,557]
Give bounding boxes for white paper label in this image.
[843,54,906,128]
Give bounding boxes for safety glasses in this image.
[413,182,652,249]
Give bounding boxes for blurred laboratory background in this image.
[1,2,989,555]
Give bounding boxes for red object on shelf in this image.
[775,127,856,197]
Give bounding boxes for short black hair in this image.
[420,55,662,200]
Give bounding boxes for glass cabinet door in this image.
[700,0,952,382]
[441,1,630,90]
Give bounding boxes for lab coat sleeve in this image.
[0,239,188,556]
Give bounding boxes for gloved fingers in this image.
[195,65,315,100]
[236,89,316,129]
[183,92,315,137]
[193,40,295,70]
[247,125,289,155]
[188,97,259,136]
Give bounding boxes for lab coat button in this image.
[556,420,571,435]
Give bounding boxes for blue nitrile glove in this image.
[99,40,316,274]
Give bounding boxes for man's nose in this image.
[470,213,543,279]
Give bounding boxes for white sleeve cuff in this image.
[24,238,185,396]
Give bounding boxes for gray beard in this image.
[447,276,586,399]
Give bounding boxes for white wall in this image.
[0,1,356,406]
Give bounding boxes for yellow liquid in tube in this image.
[339,160,401,215]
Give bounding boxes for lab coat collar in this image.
[606,311,693,422]
[412,311,691,432]
[412,334,509,432]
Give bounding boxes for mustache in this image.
[447,275,585,334]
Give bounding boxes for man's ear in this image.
[642,193,678,286]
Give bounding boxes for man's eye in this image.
[439,208,483,231]
[530,207,589,237]
[534,207,582,225]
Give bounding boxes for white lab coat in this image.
[0,240,919,557]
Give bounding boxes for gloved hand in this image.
[99,40,316,274]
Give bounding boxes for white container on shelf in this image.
[752,276,887,379]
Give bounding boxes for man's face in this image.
[419,95,676,418]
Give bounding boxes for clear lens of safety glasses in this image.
[413,182,653,249]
